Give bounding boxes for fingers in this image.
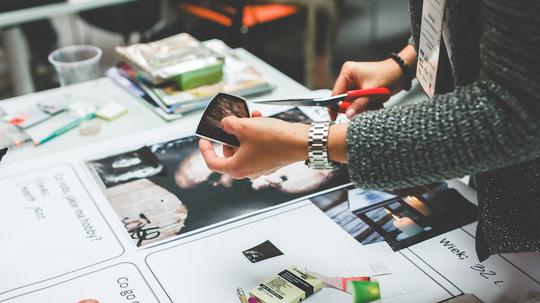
[344,94,389,119]
[221,116,240,135]
[332,72,350,96]
[332,61,355,96]
[345,97,370,118]
[200,139,246,179]
[223,145,236,157]
[199,139,231,174]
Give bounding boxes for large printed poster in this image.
[86,109,350,248]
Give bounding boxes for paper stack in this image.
[108,34,272,121]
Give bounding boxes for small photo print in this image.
[243,240,284,263]
[196,93,250,147]
[0,148,7,163]
[310,182,477,251]
[87,108,350,248]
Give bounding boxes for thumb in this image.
[345,97,370,118]
[221,116,241,135]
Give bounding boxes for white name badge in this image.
[416,0,446,98]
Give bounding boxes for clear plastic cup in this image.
[48,45,103,86]
[48,45,103,117]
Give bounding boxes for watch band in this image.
[306,121,339,170]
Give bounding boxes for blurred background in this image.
[0,0,412,98]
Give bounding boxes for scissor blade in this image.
[253,98,317,106]
[254,97,341,107]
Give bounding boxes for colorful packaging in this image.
[347,281,381,303]
[250,267,323,303]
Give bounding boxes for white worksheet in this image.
[145,202,451,303]
[407,228,540,302]
[0,164,123,296]
[0,107,538,302]
[3,263,159,303]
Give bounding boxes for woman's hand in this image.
[331,44,417,120]
[331,60,400,120]
[199,111,309,179]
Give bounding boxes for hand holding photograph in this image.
[196,93,250,147]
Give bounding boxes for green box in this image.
[172,61,224,90]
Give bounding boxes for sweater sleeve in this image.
[346,0,540,190]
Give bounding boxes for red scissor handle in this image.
[338,87,391,113]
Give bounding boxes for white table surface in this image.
[1,48,310,164]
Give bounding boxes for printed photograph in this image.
[87,108,350,247]
[310,182,477,251]
[0,148,6,163]
[196,93,250,147]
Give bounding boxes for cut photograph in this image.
[88,108,350,248]
[310,182,477,251]
[196,93,250,147]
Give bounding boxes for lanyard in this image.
[416,0,446,98]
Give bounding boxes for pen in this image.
[35,112,97,146]
[237,287,248,303]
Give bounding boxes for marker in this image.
[35,112,96,145]
[237,287,248,303]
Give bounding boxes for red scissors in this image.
[253,87,391,113]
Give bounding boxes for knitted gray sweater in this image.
[346,0,540,259]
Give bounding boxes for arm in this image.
[200,1,540,187]
[342,1,540,190]
[327,44,417,163]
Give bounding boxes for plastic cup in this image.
[48,45,103,86]
[48,45,103,117]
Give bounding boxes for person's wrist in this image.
[328,123,348,163]
[286,123,310,162]
[380,58,406,93]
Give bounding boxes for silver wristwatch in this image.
[305,121,340,170]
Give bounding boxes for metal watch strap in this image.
[306,121,338,170]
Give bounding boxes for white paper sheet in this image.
[145,203,450,303]
[3,263,159,303]
[408,228,540,302]
[0,106,538,303]
[0,164,123,296]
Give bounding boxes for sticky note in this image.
[96,102,128,121]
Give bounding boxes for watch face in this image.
[196,93,250,147]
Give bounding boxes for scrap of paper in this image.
[305,269,415,303]
[305,269,371,292]
[242,240,283,263]
[347,280,381,303]
[0,148,6,162]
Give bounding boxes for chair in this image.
[178,0,300,47]
[178,0,338,88]
[78,0,162,44]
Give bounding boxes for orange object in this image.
[181,3,299,28]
